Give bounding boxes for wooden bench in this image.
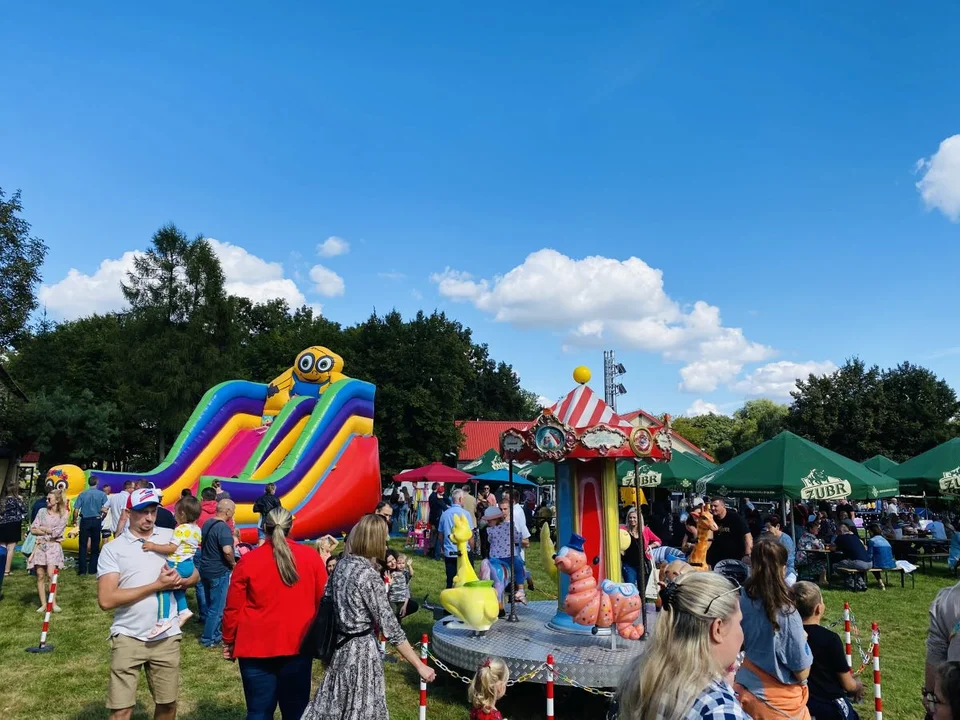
[910,553,949,572]
[869,566,914,589]
[835,567,868,590]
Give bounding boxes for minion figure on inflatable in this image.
[263,346,346,418]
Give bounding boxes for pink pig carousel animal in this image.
[553,533,644,640]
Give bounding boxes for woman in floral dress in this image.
[302,514,435,720]
[796,519,827,584]
[27,490,68,612]
[0,485,27,576]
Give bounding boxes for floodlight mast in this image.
[603,350,627,411]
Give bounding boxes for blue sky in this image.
[3,2,960,418]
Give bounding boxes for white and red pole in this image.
[872,623,882,720]
[419,633,428,720]
[843,602,852,669]
[546,653,555,720]
[26,567,59,653]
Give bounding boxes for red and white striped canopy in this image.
[548,385,633,431]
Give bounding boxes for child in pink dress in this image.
[468,656,509,720]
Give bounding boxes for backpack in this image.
[301,589,372,663]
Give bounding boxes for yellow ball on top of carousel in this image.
[573,366,591,385]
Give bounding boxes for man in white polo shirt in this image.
[97,488,199,720]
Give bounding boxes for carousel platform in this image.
[430,600,659,689]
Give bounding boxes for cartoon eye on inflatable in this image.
[316,356,334,373]
[297,354,316,374]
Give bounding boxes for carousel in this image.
[430,366,673,689]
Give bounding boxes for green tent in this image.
[461,448,509,475]
[616,451,714,491]
[888,437,960,496]
[518,461,556,484]
[698,431,899,501]
[861,454,899,475]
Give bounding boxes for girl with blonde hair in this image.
[615,571,747,720]
[27,489,68,613]
[221,506,329,719]
[468,656,509,720]
[303,514,435,720]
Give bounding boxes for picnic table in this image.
[893,537,950,572]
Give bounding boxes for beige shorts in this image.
[107,634,181,709]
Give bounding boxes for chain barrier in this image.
[824,608,876,675]
[413,642,615,697]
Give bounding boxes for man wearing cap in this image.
[97,488,199,720]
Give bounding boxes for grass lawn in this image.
[0,540,950,719]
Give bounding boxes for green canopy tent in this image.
[697,431,899,503]
[888,437,960,496]
[461,448,509,475]
[518,461,556,484]
[615,451,714,492]
[861,454,899,475]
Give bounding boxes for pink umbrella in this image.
[392,462,472,484]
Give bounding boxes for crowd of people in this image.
[5,475,960,719]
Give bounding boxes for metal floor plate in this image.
[430,600,658,689]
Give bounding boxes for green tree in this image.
[730,399,788,453]
[671,413,739,462]
[0,188,48,350]
[122,224,238,458]
[786,357,958,461]
[879,362,959,461]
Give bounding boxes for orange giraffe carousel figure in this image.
[687,506,718,570]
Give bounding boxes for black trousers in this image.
[444,556,459,588]
[78,517,103,575]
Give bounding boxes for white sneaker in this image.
[37,606,45,613]
[53,605,62,613]
[177,610,194,627]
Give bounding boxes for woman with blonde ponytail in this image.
[614,571,748,720]
[222,506,328,719]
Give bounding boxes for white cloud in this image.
[731,360,838,399]
[916,135,960,221]
[309,264,346,297]
[378,270,406,281]
[679,359,743,393]
[411,288,424,301]
[432,249,774,393]
[684,399,722,417]
[39,239,311,320]
[317,236,350,257]
[207,239,307,308]
[38,251,140,319]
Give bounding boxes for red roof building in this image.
[620,409,715,463]
[456,421,528,462]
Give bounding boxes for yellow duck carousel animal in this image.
[438,514,500,633]
[263,346,347,417]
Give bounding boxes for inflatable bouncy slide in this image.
[49,347,381,550]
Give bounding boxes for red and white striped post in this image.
[26,567,59,653]
[546,653,555,720]
[419,634,428,720]
[872,623,882,720]
[843,602,852,669]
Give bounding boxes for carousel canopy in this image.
[698,431,899,502]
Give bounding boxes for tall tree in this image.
[730,399,788,452]
[0,188,48,350]
[671,413,739,462]
[879,362,959,461]
[122,224,238,458]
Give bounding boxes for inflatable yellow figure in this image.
[263,346,347,417]
[439,514,499,632]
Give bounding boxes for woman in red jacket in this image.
[222,506,327,720]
